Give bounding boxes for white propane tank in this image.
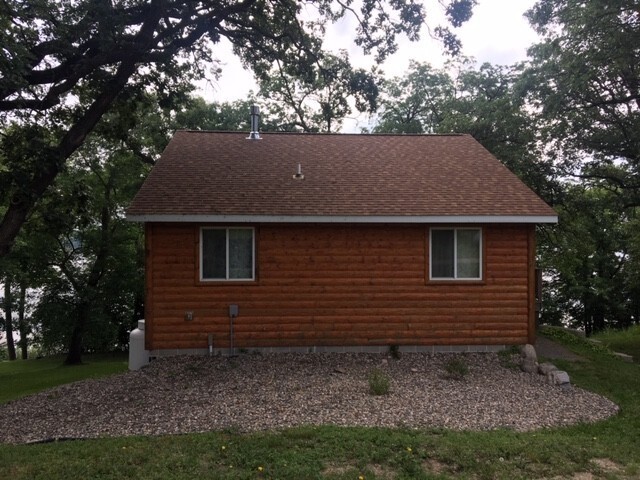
[128,320,149,371]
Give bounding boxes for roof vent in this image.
[247,105,261,140]
[293,163,304,180]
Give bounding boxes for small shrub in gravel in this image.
[442,357,469,380]
[368,368,391,395]
[498,346,521,370]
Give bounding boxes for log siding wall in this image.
[144,223,535,350]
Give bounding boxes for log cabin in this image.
[126,124,557,356]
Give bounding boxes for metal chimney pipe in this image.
[247,105,261,140]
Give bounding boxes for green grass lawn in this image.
[1,335,639,480]
[0,352,128,404]
[592,325,640,361]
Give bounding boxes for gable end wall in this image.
[144,223,535,351]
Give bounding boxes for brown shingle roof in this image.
[126,131,556,222]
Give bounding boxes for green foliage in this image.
[526,0,640,185]
[539,185,638,333]
[442,357,469,380]
[172,98,255,132]
[13,115,149,361]
[525,0,640,334]
[367,368,390,395]
[375,60,455,134]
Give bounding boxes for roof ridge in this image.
[175,130,468,137]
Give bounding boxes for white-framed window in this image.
[200,227,255,281]
[430,228,482,280]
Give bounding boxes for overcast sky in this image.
[198,0,539,131]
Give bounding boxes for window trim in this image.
[429,227,483,281]
[200,226,255,281]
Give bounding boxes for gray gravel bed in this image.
[0,353,619,444]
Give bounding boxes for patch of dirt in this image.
[591,458,622,473]
[423,458,448,474]
[548,474,595,480]
[570,474,595,480]
[321,463,354,476]
[367,463,396,479]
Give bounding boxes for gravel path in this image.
[536,337,586,362]
[0,352,619,444]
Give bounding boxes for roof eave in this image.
[126,214,558,224]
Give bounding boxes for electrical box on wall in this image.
[185,311,194,321]
[229,304,239,318]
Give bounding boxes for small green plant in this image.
[368,368,390,395]
[442,357,469,380]
[498,346,521,370]
[185,364,203,373]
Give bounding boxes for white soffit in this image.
[126,214,558,224]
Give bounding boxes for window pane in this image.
[457,229,480,278]
[431,229,454,278]
[202,229,226,279]
[228,228,253,279]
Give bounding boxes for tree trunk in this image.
[64,179,114,364]
[65,302,90,365]
[17,281,28,360]
[592,308,605,334]
[3,280,17,360]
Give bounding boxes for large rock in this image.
[521,359,538,373]
[547,370,571,386]
[521,344,537,362]
[538,362,558,375]
[520,344,538,373]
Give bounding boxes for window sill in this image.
[196,279,258,286]
[427,279,486,286]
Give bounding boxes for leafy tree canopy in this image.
[0,0,477,258]
[525,0,640,204]
[525,0,640,332]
